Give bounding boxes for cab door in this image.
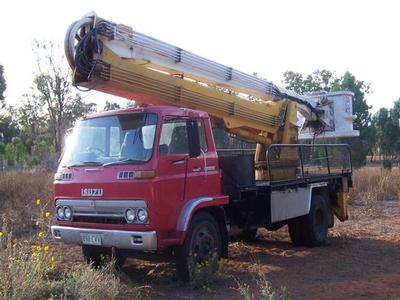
[184,118,209,200]
[156,117,207,229]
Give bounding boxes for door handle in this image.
[192,167,201,172]
[171,159,185,165]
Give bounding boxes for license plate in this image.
[81,233,102,246]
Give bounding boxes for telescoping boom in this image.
[65,12,358,146]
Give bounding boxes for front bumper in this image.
[51,226,157,251]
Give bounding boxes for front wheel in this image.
[175,212,222,282]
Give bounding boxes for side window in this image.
[198,119,208,152]
[159,119,188,155]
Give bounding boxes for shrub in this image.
[187,251,219,289]
[235,275,291,300]
[382,159,393,170]
[63,264,121,300]
[0,219,57,299]
[0,217,124,300]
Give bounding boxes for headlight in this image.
[125,208,136,223]
[137,208,148,223]
[56,206,64,220]
[64,206,72,220]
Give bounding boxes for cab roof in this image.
[84,105,210,120]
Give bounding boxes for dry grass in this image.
[350,166,400,203]
[0,171,53,235]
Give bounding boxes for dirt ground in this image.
[58,201,400,300]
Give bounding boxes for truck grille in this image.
[73,216,126,224]
[56,199,146,224]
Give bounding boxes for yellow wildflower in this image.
[0,232,3,238]
[36,198,41,205]
[44,246,49,252]
[45,212,50,218]
[38,232,44,238]
[50,256,55,270]
[31,245,41,251]
[35,221,40,226]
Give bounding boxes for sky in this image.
[0,0,399,113]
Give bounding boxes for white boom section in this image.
[66,13,359,139]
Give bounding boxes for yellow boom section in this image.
[75,46,297,146]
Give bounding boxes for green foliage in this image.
[104,101,121,111]
[283,69,372,166]
[4,137,28,166]
[0,114,19,143]
[283,69,339,94]
[187,251,219,289]
[0,226,121,300]
[0,41,98,168]
[382,159,392,170]
[372,99,400,160]
[0,64,6,104]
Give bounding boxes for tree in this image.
[390,99,400,157]
[0,114,20,144]
[30,40,96,157]
[0,64,6,105]
[103,101,121,111]
[283,70,339,94]
[283,69,373,166]
[372,99,400,159]
[333,72,373,166]
[5,137,28,166]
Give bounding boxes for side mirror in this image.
[187,119,201,158]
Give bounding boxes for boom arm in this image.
[65,13,359,145]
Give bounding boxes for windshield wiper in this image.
[67,161,103,167]
[103,159,145,167]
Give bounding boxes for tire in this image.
[175,212,222,282]
[82,245,126,269]
[302,195,329,247]
[288,217,305,246]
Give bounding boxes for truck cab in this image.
[52,105,229,274]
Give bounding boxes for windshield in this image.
[60,113,157,167]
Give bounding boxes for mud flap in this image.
[332,191,349,221]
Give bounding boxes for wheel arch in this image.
[176,197,228,257]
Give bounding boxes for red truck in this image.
[52,13,355,281]
[51,105,353,280]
